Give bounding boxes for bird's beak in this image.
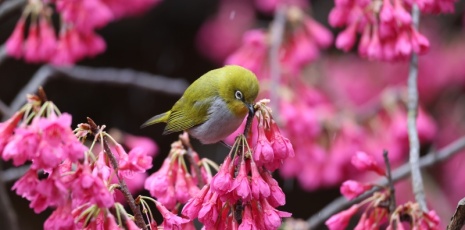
[246,103,255,116]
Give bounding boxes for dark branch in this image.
[7,65,189,120]
[447,198,465,230]
[383,150,396,213]
[0,162,20,230]
[0,0,26,22]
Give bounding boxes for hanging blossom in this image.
[5,0,162,65]
[328,0,458,61]
[144,134,208,210]
[181,99,293,229]
[325,152,440,230]
[0,90,182,229]
[226,5,333,81]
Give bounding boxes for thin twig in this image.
[383,150,396,213]
[0,0,26,22]
[7,65,188,120]
[268,5,286,118]
[407,3,427,212]
[87,117,147,230]
[0,162,20,230]
[0,45,7,68]
[307,135,465,229]
[179,132,204,188]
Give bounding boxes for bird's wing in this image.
[163,97,212,134]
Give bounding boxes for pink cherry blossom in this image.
[0,111,23,155]
[72,165,114,208]
[44,201,74,230]
[124,134,158,156]
[155,201,190,230]
[340,180,372,200]
[232,161,252,201]
[211,155,234,195]
[326,204,360,230]
[351,151,386,176]
[182,185,210,219]
[250,161,271,199]
[119,147,152,173]
[6,18,26,58]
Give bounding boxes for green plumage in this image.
[141,65,259,140]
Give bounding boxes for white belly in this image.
[188,97,244,144]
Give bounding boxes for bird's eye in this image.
[235,90,243,100]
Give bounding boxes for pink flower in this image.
[340,180,372,200]
[254,0,308,14]
[253,128,274,166]
[182,185,210,219]
[225,29,269,79]
[24,23,41,63]
[198,192,220,228]
[6,18,25,58]
[262,171,285,207]
[231,161,252,201]
[211,155,234,195]
[174,166,192,203]
[72,165,114,208]
[2,124,40,166]
[144,158,177,209]
[56,0,114,32]
[250,161,270,199]
[12,169,40,202]
[238,205,257,230]
[260,198,292,230]
[44,201,74,230]
[325,204,360,230]
[37,18,57,62]
[155,201,190,230]
[119,147,152,173]
[124,134,158,156]
[351,151,386,176]
[0,111,23,155]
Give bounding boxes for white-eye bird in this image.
[142,65,260,144]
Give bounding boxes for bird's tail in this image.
[141,111,170,128]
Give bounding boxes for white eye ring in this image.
[235,90,243,100]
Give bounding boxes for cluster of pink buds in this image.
[0,89,172,229]
[329,0,445,61]
[6,0,161,65]
[181,99,293,229]
[144,133,208,210]
[326,151,440,229]
[226,5,333,80]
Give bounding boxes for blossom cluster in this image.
[6,0,161,65]
[226,5,333,81]
[144,135,202,210]
[0,93,166,229]
[325,152,440,230]
[330,0,457,61]
[181,100,293,229]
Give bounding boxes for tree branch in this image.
[268,5,286,117]
[87,117,147,230]
[0,162,20,230]
[0,0,26,22]
[0,165,28,183]
[0,99,11,117]
[383,150,396,213]
[6,65,188,120]
[307,135,465,229]
[447,198,465,230]
[407,3,427,212]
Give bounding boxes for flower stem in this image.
[87,117,147,230]
[383,150,396,213]
[407,4,428,212]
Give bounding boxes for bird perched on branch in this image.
[142,65,259,144]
